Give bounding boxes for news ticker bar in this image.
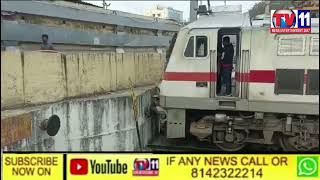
[1,153,320,180]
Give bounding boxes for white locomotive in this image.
[158,5,319,151]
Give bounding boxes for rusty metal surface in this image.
[1,113,33,148]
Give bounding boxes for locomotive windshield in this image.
[184,35,208,58]
[196,36,208,57]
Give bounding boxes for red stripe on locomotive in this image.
[164,72,216,82]
[164,70,308,84]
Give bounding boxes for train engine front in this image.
[157,5,319,152]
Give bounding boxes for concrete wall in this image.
[24,51,67,104]
[1,51,24,107]
[1,50,165,109]
[1,87,156,151]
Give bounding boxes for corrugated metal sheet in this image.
[1,21,171,47]
[1,1,180,32]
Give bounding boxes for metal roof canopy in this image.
[1,21,171,47]
[1,1,180,32]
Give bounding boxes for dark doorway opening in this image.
[216,28,241,97]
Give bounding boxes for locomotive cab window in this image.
[184,36,194,57]
[196,36,207,57]
[184,36,208,58]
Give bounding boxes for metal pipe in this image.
[189,0,198,22]
[265,1,270,15]
[135,121,143,151]
[39,115,61,136]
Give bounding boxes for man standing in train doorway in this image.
[219,36,234,96]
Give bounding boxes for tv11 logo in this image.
[133,158,159,176]
[270,10,311,34]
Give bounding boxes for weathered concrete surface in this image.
[1,86,156,151]
[1,50,165,109]
[24,51,67,104]
[1,51,24,107]
[78,52,111,95]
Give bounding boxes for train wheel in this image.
[278,135,314,152]
[214,130,246,152]
[215,143,246,152]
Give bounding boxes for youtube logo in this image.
[70,159,88,175]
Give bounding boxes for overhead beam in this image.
[1,1,180,32]
[1,21,171,47]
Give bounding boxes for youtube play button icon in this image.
[70,159,88,175]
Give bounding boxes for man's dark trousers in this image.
[222,67,232,95]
